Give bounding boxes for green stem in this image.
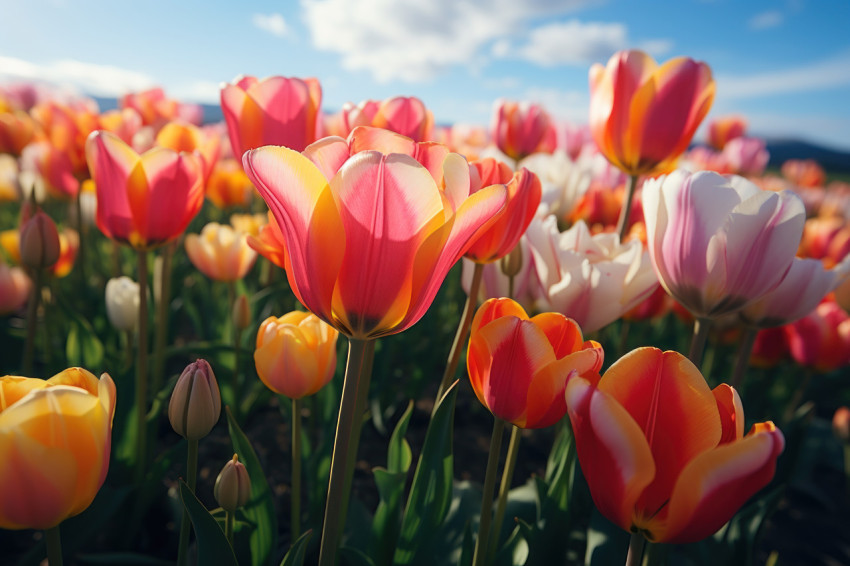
[488,424,521,563]
[124,329,134,374]
[177,439,199,566]
[625,531,645,566]
[472,418,506,566]
[75,190,86,285]
[229,281,241,415]
[45,524,63,566]
[135,250,149,484]
[730,327,758,391]
[784,368,815,423]
[318,338,376,566]
[225,510,234,546]
[616,175,638,242]
[292,397,302,542]
[152,243,175,397]
[22,267,42,376]
[687,318,711,368]
[434,262,484,412]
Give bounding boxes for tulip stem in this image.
[435,262,484,412]
[153,243,175,398]
[625,532,646,566]
[22,267,42,376]
[291,397,302,543]
[225,510,235,546]
[473,417,506,566]
[75,190,86,285]
[488,424,521,562]
[616,175,638,242]
[318,337,376,566]
[730,327,759,392]
[687,318,711,367]
[229,281,242,417]
[177,438,199,566]
[135,250,149,484]
[124,329,134,374]
[784,368,815,423]
[45,525,63,566]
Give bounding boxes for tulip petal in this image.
[302,136,350,181]
[565,374,656,531]
[657,422,784,543]
[712,384,744,444]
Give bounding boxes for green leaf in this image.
[387,400,414,473]
[340,545,377,566]
[227,407,278,566]
[65,319,104,369]
[458,521,474,566]
[393,383,458,565]
[179,480,239,566]
[278,530,313,566]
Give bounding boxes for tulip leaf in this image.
[278,530,312,566]
[392,382,458,565]
[339,545,377,566]
[179,480,239,566]
[227,407,278,566]
[65,319,104,369]
[388,400,414,473]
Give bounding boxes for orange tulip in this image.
[155,121,221,182]
[706,115,747,150]
[0,110,36,156]
[464,159,541,263]
[467,297,603,429]
[565,347,784,543]
[243,126,507,339]
[0,368,116,530]
[120,87,181,127]
[220,75,322,159]
[85,130,204,250]
[254,311,339,399]
[206,158,255,209]
[781,159,825,188]
[30,100,99,178]
[184,222,258,281]
[490,100,557,161]
[98,107,143,145]
[247,211,288,269]
[589,49,715,176]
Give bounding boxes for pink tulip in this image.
[722,137,769,177]
[785,298,850,372]
[490,100,557,161]
[642,170,806,319]
[242,126,507,339]
[0,259,31,315]
[371,96,434,142]
[220,75,322,159]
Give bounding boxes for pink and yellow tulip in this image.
[706,115,747,151]
[0,368,116,530]
[242,126,507,339]
[565,347,784,543]
[589,49,715,176]
[184,222,258,281]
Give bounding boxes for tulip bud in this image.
[214,454,251,512]
[19,211,60,269]
[233,293,251,330]
[168,359,221,440]
[105,276,140,332]
[499,246,523,279]
[834,407,850,444]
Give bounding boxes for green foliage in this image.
[179,480,239,566]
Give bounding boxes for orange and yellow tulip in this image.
[247,211,288,270]
[0,368,116,530]
[206,158,255,209]
[220,75,322,159]
[467,297,603,429]
[155,121,221,183]
[565,347,784,543]
[464,159,541,263]
[85,130,204,250]
[706,115,747,151]
[254,311,339,399]
[589,49,715,176]
[243,126,507,339]
[184,222,258,281]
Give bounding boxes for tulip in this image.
[220,75,322,158]
[254,311,339,399]
[371,96,434,142]
[0,259,31,316]
[120,87,181,127]
[0,110,36,155]
[0,368,116,530]
[642,170,805,320]
[589,49,715,177]
[526,216,659,333]
[155,121,221,183]
[168,359,222,441]
[20,141,80,198]
[247,211,288,270]
[468,297,603,429]
[229,213,267,237]
[30,100,99,177]
[722,136,769,177]
[215,453,252,543]
[98,107,144,145]
[105,276,140,332]
[242,126,507,339]
[85,130,204,250]
[206,158,255,209]
[781,159,825,188]
[0,153,21,202]
[19,210,61,270]
[184,222,258,281]
[707,115,747,151]
[565,347,784,544]
[784,298,850,373]
[490,100,557,161]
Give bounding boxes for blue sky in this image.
[2,0,849,150]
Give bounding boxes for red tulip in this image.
[490,100,557,161]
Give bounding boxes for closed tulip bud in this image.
[214,454,251,512]
[19,210,60,269]
[168,359,221,440]
[499,245,523,279]
[233,293,251,330]
[105,276,140,332]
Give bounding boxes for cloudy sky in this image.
[2,0,849,150]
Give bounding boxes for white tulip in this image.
[105,276,140,332]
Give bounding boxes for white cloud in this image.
[170,80,221,105]
[521,87,589,123]
[0,55,155,97]
[718,52,850,99]
[252,13,290,38]
[749,10,783,30]
[300,0,603,82]
[516,20,628,66]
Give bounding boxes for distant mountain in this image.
[93,97,850,174]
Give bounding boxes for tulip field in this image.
[2,48,850,566]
